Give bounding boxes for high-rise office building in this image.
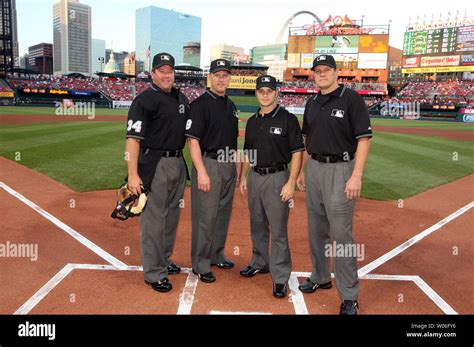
[135,6,201,71]
[210,44,244,61]
[91,38,106,76]
[53,0,91,75]
[28,43,53,74]
[250,44,288,81]
[0,0,18,75]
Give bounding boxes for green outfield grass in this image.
[370,118,474,130]
[0,106,128,116]
[2,106,473,132]
[1,120,473,199]
[229,95,258,106]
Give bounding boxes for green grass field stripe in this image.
[365,152,446,186]
[371,118,474,130]
[0,121,100,134]
[0,123,124,152]
[26,140,127,192]
[0,121,120,139]
[0,106,129,116]
[372,133,474,165]
[360,176,406,201]
[374,131,473,150]
[370,141,473,178]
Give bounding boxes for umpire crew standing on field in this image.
[296,54,372,314]
[185,59,238,283]
[239,75,304,298]
[125,53,189,293]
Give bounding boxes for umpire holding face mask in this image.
[125,53,189,293]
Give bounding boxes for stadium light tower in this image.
[98,57,104,72]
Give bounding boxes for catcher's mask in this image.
[111,184,148,221]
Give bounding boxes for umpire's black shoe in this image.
[273,283,287,298]
[213,260,234,269]
[240,265,270,277]
[298,279,332,293]
[144,278,172,293]
[192,269,216,283]
[340,300,359,315]
[167,262,181,275]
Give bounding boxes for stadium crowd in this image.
[387,80,474,106]
[5,75,206,102]
[3,74,473,108]
[281,79,387,92]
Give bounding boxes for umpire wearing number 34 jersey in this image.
[125,53,189,293]
[296,54,372,314]
[239,75,304,298]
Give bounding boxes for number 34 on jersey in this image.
[127,120,142,133]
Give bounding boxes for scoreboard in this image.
[403,27,458,56]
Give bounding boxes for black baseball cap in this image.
[152,52,175,69]
[311,54,337,70]
[256,75,277,90]
[210,59,231,74]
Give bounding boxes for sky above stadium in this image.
[18,0,471,66]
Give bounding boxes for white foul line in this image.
[413,276,458,315]
[13,263,458,315]
[0,182,128,269]
[288,273,309,314]
[210,311,272,314]
[358,202,474,277]
[177,268,199,315]
[14,263,75,315]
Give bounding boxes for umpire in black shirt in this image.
[185,59,238,283]
[239,75,304,298]
[296,54,372,314]
[125,53,189,292]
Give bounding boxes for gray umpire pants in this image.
[247,169,292,284]
[191,156,236,274]
[306,159,359,301]
[140,157,186,282]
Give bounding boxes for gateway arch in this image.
[276,11,324,43]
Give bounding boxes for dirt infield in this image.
[1,155,473,314]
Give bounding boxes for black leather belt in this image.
[311,153,354,163]
[253,164,287,176]
[203,151,218,160]
[144,148,183,158]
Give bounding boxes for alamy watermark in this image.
[324,241,365,261]
[0,241,38,261]
[217,147,258,165]
[380,101,421,119]
[55,100,95,119]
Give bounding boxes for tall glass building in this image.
[53,0,91,75]
[135,6,202,71]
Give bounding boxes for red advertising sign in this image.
[402,56,420,68]
[420,55,460,67]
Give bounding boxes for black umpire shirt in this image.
[126,83,189,150]
[184,90,239,153]
[244,105,304,168]
[302,84,372,156]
